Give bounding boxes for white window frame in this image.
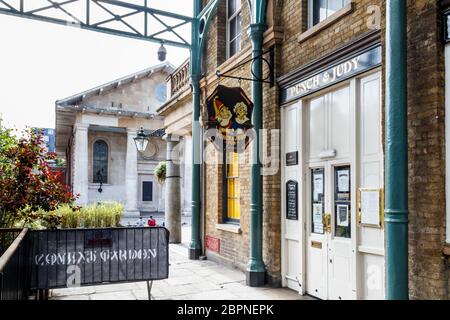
[226,0,242,59]
[308,0,351,29]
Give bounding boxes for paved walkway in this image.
[51,232,311,300]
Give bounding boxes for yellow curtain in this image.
[227,152,240,220]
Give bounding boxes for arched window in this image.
[93,140,108,183]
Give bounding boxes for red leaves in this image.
[0,129,77,215]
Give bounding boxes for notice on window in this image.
[337,169,350,193]
[360,189,381,227]
[337,204,349,227]
[313,172,324,202]
[313,203,324,234]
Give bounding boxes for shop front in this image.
[279,33,385,300]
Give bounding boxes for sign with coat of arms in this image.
[205,85,254,152]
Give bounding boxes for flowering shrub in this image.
[0,126,77,227]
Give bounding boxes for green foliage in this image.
[0,122,77,227]
[12,202,124,230]
[155,161,166,184]
[14,206,61,230]
[0,122,17,177]
[60,202,124,229]
[55,158,66,167]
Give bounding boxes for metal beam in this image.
[0,0,193,48]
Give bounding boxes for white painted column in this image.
[73,123,89,205]
[182,135,193,216]
[124,129,139,220]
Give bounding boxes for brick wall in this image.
[201,0,282,284]
[407,0,448,300]
[201,0,384,288]
[199,0,449,298]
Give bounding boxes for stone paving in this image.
[51,234,312,300]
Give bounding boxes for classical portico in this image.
[55,63,174,223]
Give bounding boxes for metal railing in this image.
[0,228,21,256]
[0,228,31,300]
[29,227,169,290]
[0,226,169,300]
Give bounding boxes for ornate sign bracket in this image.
[216,46,275,87]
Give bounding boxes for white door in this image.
[305,85,355,300]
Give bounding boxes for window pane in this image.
[228,0,236,17]
[225,153,240,221]
[328,0,344,16]
[228,5,241,58]
[234,199,240,219]
[334,166,351,238]
[230,39,238,57]
[311,168,325,234]
[237,13,242,35]
[230,16,237,40]
[234,179,240,198]
[235,35,241,52]
[313,0,327,25]
[93,140,108,183]
[312,0,347,26]
[228,179,235,197]
[229,199,235,219]
[142,181,153,202]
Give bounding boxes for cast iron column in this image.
[385,0,409,300]
[188,0,203,260]
[246,20,267,287]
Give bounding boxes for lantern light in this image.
[134,127,150,153]
[157,42,167,62]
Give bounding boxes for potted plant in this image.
[154,161,166,184]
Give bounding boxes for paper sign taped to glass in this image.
[337,204,349,227]
[313,203,324,234]
[205,85,254,153]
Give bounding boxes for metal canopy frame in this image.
[0,0,193,48]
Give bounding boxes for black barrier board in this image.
[29,227,169,289]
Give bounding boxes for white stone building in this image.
[55,63,174,221]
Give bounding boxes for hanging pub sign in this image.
[205,85,254,153]
[281,45,382,104]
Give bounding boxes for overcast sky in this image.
[0,0,192,131]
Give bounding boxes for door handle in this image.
[324,213,332,234]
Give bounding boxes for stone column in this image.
[164,134,181,243]
[182,135,193,217]
[124,129,139,220]
[73,123,89,205]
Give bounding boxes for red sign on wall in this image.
[205,235,220,253]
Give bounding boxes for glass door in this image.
[307,162,353,300]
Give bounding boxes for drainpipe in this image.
[246,0,268,287]
[385,0,409,300]
[188,0,203,260]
